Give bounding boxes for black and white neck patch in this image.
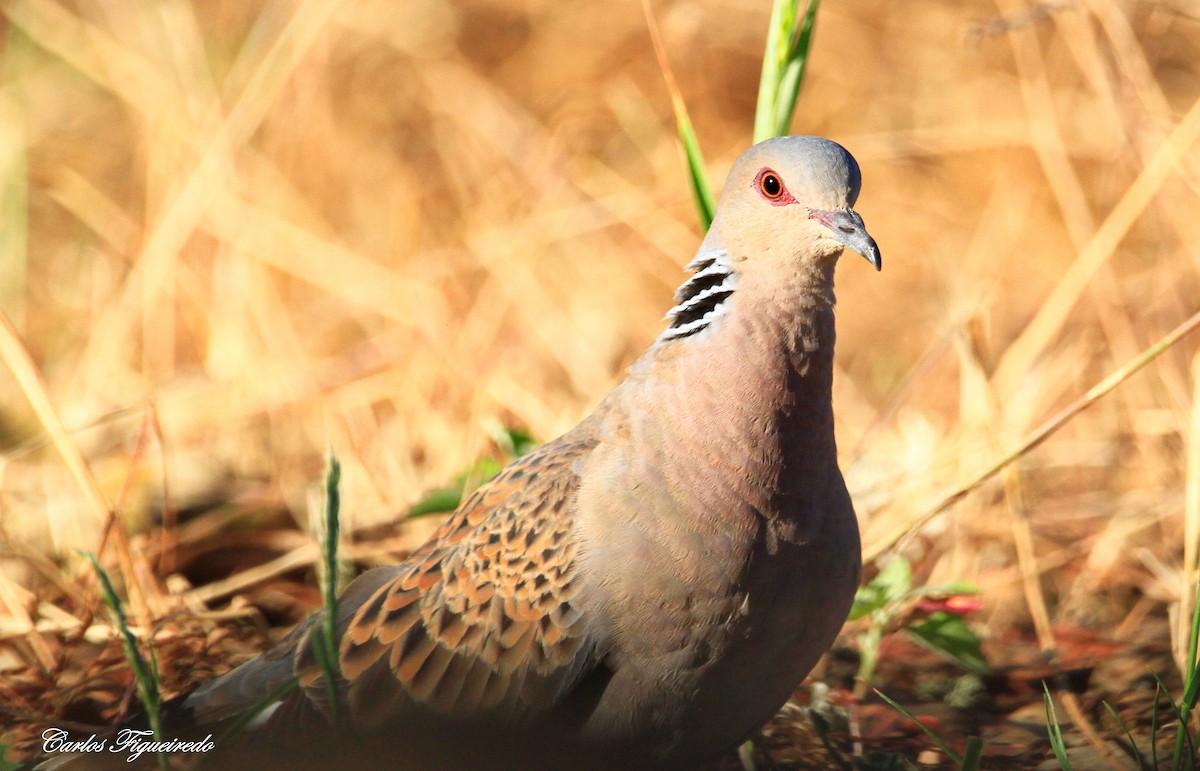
[660,249,738,342]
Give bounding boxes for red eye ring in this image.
[754,167,794,205]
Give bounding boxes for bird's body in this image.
[53,136,879,770]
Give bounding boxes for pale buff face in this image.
[706,136,880,274]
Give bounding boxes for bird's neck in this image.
[705,258,840,459]
[619,254,843,526]
[655,248,840,415]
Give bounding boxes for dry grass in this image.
[1,0,1200,766]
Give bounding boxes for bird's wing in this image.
[184,435,605,730]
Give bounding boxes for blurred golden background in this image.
[2,0,1200,763]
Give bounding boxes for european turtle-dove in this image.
[58,135,880,770]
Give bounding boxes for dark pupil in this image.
[764,175,781,196]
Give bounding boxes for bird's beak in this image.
[809,208,882,271]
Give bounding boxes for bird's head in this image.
[710,135,881,273]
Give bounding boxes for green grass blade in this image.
[1185,654,1200,718]
[641,0,715,230]
[677,111,715,230]
[875,689,963,765]
[315,455,342,723]
[1151,669,1196,770]
[1152,681,1162,770]
[753,0,820,142]
[960,736,984,771]
[1175,575,1200,769]
[1043,682,1073,770]
[807,708,853,770]
[1101,700,1145,770]
[80,551,167,770]
[753,0,794,142]
[1188,573,1200,697]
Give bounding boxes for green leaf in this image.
[907,611,989,675]
[847,586,875,620]
[753,0,821,143]
[409,486,469,518]
[0,747,22,771]
[874,556,913,601]
[855,622,884,689]
[905,582,980,599]
[408,430,538,518]
[493,426,538,458]
[849,556,913,620]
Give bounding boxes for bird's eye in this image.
[759,170,784,199]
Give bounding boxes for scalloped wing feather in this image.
[306,436,603,726]
[181,436,604,734]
